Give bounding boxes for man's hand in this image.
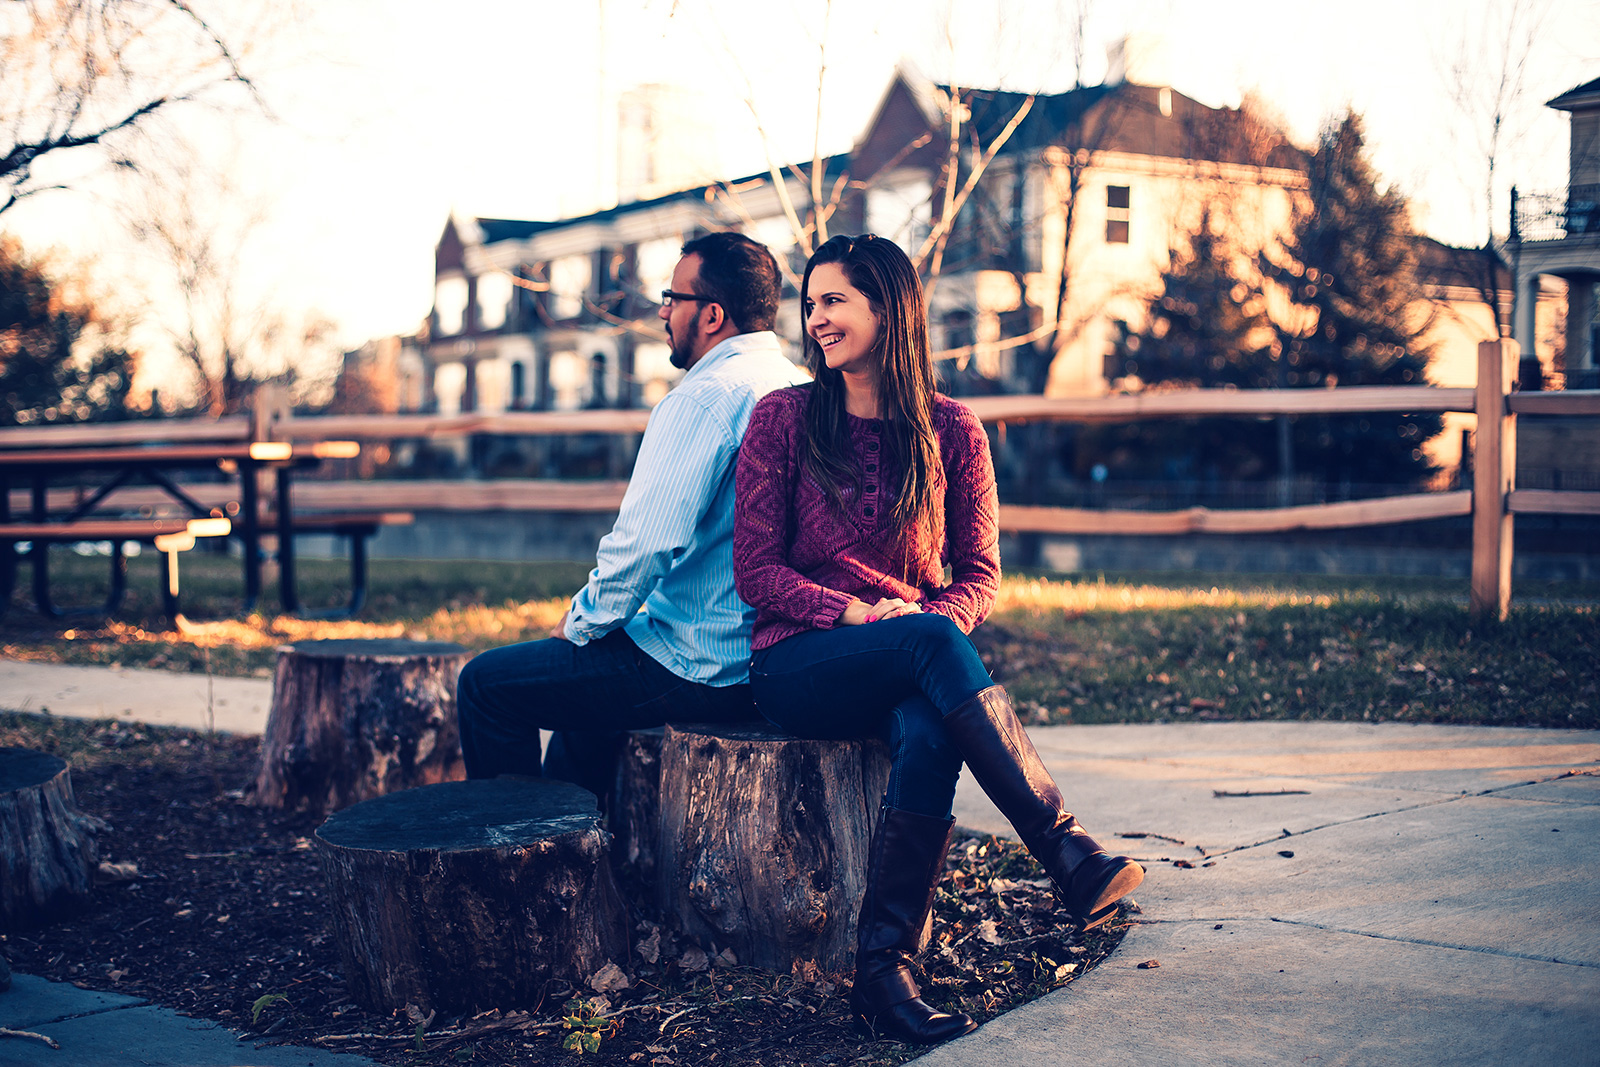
[550,609,572,641]
[840,597,923,626]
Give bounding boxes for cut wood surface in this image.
[655,723,890,975]
[314,777,628,1013]
[0,748,102,929]
[253,639,470,815]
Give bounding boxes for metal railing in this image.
[1512,184,1600,243]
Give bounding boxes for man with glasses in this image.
[456,232,807,801]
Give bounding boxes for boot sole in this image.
[1078,858,1145,931]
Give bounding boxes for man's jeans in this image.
[749,613,995,820]
[456,630,756,802]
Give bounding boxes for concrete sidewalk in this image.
[938,721,1600,1066]
[3,661,1599,1065]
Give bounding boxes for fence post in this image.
[1470,339,1518,621]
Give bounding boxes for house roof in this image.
[453,156,850,253]
[1548,76,1600,111]
[1411,235,1510,293]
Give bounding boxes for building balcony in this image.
[1512,184,1600,244]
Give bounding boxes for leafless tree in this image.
[1437,0,1551,335]
[120,145,339,416]
[0,0,262,216]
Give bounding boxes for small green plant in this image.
[249,993,289,1025]
[561,996,615,1055]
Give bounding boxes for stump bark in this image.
[0,749,101,929]
[611,727,664,887]
[314,777,628,1014]
[254,638,470,815]
[655,723,890,974]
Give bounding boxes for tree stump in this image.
[254,638,470,815]
[0,748,102,929]
[611,727,664,888]
[314,777,628,1014]
[655,723,890,975]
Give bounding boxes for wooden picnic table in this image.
[0,438,360,618]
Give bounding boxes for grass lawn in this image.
[3,551,1596,729]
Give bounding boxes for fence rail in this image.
[2,342,1594,620]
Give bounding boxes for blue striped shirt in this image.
[564,331,808,685]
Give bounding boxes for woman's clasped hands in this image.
[841,596,923,626]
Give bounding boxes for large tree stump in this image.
[254,638,470,815]
[0,749,102,929]
[314,777,628,1014]
[655,723,890,975]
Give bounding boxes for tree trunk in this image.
[0,749,102,929]
[314,777,628,1014]
[253,639,470,815]
[655,723,890,975]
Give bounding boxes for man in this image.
[456,231,807,799]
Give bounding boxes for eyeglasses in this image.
[660,290,713,307]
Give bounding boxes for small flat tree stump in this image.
[0,748,102,929]
[254,638,470,815]
[655,723,890,975]
[314,777,628,1014]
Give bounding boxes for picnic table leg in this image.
[158,544,182,620]
[27,480,62,618]
[276,467,300,614]
[103,542,128,614]
[345,529,369,616]
[240,460,262,612]
[0,472,10,617]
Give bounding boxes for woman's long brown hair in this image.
[799,234,942,567]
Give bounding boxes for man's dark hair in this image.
[680,231,780,334]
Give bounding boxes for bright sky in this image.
[3,0,1596,366]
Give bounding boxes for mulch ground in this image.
[1,714,1131,1066]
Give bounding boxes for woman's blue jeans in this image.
[749,612,996,820]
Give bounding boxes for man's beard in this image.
[668,327,695,370]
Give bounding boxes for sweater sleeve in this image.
[921,403,1000,633]
[733,393,856,629]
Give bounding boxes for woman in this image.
[733,234,1143,1044]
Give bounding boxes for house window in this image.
[1106,185,1130,244]
[434,275,468,336]
[510,361,527,407]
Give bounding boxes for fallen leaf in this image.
[679,946,709,973]
[715,947,739,968]
[1278,850,1295,858]
[976,920,1002,944]
[1137,959,1161,969]
[635,929,661,964]
[589,961,629,994]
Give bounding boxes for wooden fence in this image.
[4,341,1596,620]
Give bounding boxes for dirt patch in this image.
[1,714,1130,1066]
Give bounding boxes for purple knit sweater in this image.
[733,385,1000,652]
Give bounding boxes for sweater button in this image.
[864,506,875,516]
[866,463,877,472]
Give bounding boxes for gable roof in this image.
[1548,76,1600,111]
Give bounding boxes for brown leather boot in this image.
[848,806,978,1044]
[944,685,1143,930]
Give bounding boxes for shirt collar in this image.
[682,331,781,381]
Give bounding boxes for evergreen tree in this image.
[1102,111,1442,492]
[1258,111,1441,486]
[0,239,137,426]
